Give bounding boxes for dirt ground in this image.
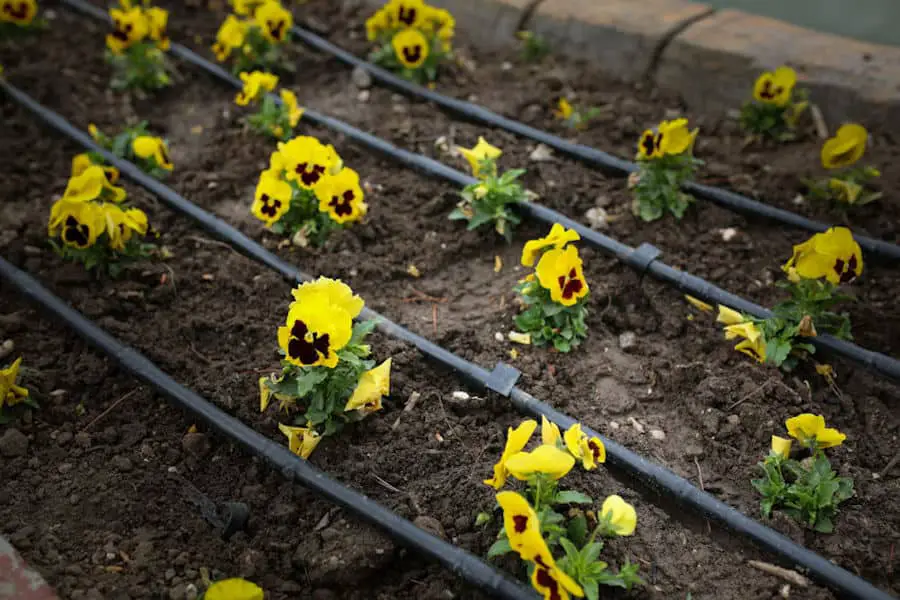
[1,1,898,599]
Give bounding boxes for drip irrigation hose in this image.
[32,4,900,385]
[2,83,895,600]
[284,22,900,263]
[0,257,537,600]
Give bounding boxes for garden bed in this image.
[1,2,898,599]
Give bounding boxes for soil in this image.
[1,2,898,599]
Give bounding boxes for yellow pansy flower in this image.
[535,245,589,307]
[563,424,605,471]
[51,200,106,249]
[0,0,37,26]
[735,336,767,363]
[144,6,169,50]
[235,70,279,106]
[716,305,744,326]
[637,129,662,160]
[106,6,148,54]
[278,136,336,189]
[365,8,391,41]
[783,227,863,285]
[827,178,863,205]
[724,321,761,343]
[61,167,105,203]
[424,6,454,41]
[495,491,554,564]
[484,419,537,490]
[205,578,264,600]
[771,435,792,459]
[0,357,29,410]
[278,422,321,458]
[753,66,796,107]
[540,415,561,447]
[505,444,576,481]
[251,172,292,227]
[344,358,391,414]
[821,124,868,169]
[315,168,368,224]
[554,97,574,121]
[785,414,846,449]
[279,89,304,127]
[456,136,502,179]
[277,293,353,368]
[212,15,247,62]
[132,136,173,171]
[521,223,580,267]
[600,495,637,536]
[388,0,425,28]
[290,277,364,320]
[71,153,119,184]
[254,0,292,43]
[658,118,698,155]
[102,203,148,250]
[531,561,584,600]
[230,0,264,16]
[392,28,429,69]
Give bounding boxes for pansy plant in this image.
[740,66,808,141]
[449,137,528,241]
[752,414,853,533]
[707,227,861,370]
[0,357,36,424]
[512,224,589,353]
[104,0,174,91]
[234,71,304,141]
[0,0,44,33]
[630,117,702,221]
[805,124,881,206]
[366,0,454,83]
[482,417,643,599]
[212,0,293,74]
[251,136,366,246]
[87,121,173,179]
[48,160,157,276]
[258,278,391,456]
[553,97,602,131]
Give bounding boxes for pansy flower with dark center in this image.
[389,0,425,28]
[212,14,247,62]
[251,172,292,227]
[563,423,606,471]
[520,223,579,267]
[235,70,279,106]
[277,292,353,369]
[752,66,796,107]
[106,7,148,55]
[144,6,169,50]
[132,136,174,171]
[254,0,292,43]
[102,204,148,251]
[51,201,105,250]
[278,136,339,190]
[315,167,368,224]
[531,564,584,600]
[782,226,864,286]
[536,245,589,307]
[71,153,120,185]
[391,28,429,69]
[820,123,868,170]
[0,0,37,26]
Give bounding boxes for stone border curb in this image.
[0,536,59,600]
[353,0,900,135]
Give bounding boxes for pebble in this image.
[628,417,645,434]
[168,583,186,600]
[494,332,504,342]
[649,429,666,441]
[74,431,91,448]
[584,207,610,230]
[529,144,554,162]
[0,428,29,457]
[350,66,373,89]
[609,421,620,430]
[356,90,370,103]
[684,443,704,458]
[111,456,133,472]
[618,331,637,351]
[57,431,74,446]
[413,516,446,540]
[58,463,74,474]
[184,584,199,600]
[451,391,470,401]
[0,339,14,360]
[727,414,741,426]
[182,432,211,460]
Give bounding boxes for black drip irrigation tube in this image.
[2,84,896,600]
[0,258,536,600]
[284,22,900,264]
[39,1,900,385]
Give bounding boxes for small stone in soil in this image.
[74,432,91,448]
[57,431,74,446]
[350,66,372,89]
[182,432,211,459]
[529,144,554,162]
[112,456,133,472]
[618,331,637,351]
[0,338,14,360]
[649,429,666,441]
[0,428,29,457]
[451,391,469,401]
[413,516,446,540]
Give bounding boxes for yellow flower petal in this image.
[541,415,561,447]
[821,124,868,170]
[483,419,537,490]
[600,494,637,536]
[716,305,744,326]
[278,422,321,459]
[205,578,264,600]
[521,223,580,267]
[771,435,792,459]
[535,245,589,306]
[345,358,391,414]
[456,136,502,179]
[685,295,713,313]
[290,277,364,320]
[785,413,846,449]
[505,444,576,481]
[783,227,863,285]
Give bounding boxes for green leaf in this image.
[566,513,588,547]
[487,538,513,558]
[555,490,593,505]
